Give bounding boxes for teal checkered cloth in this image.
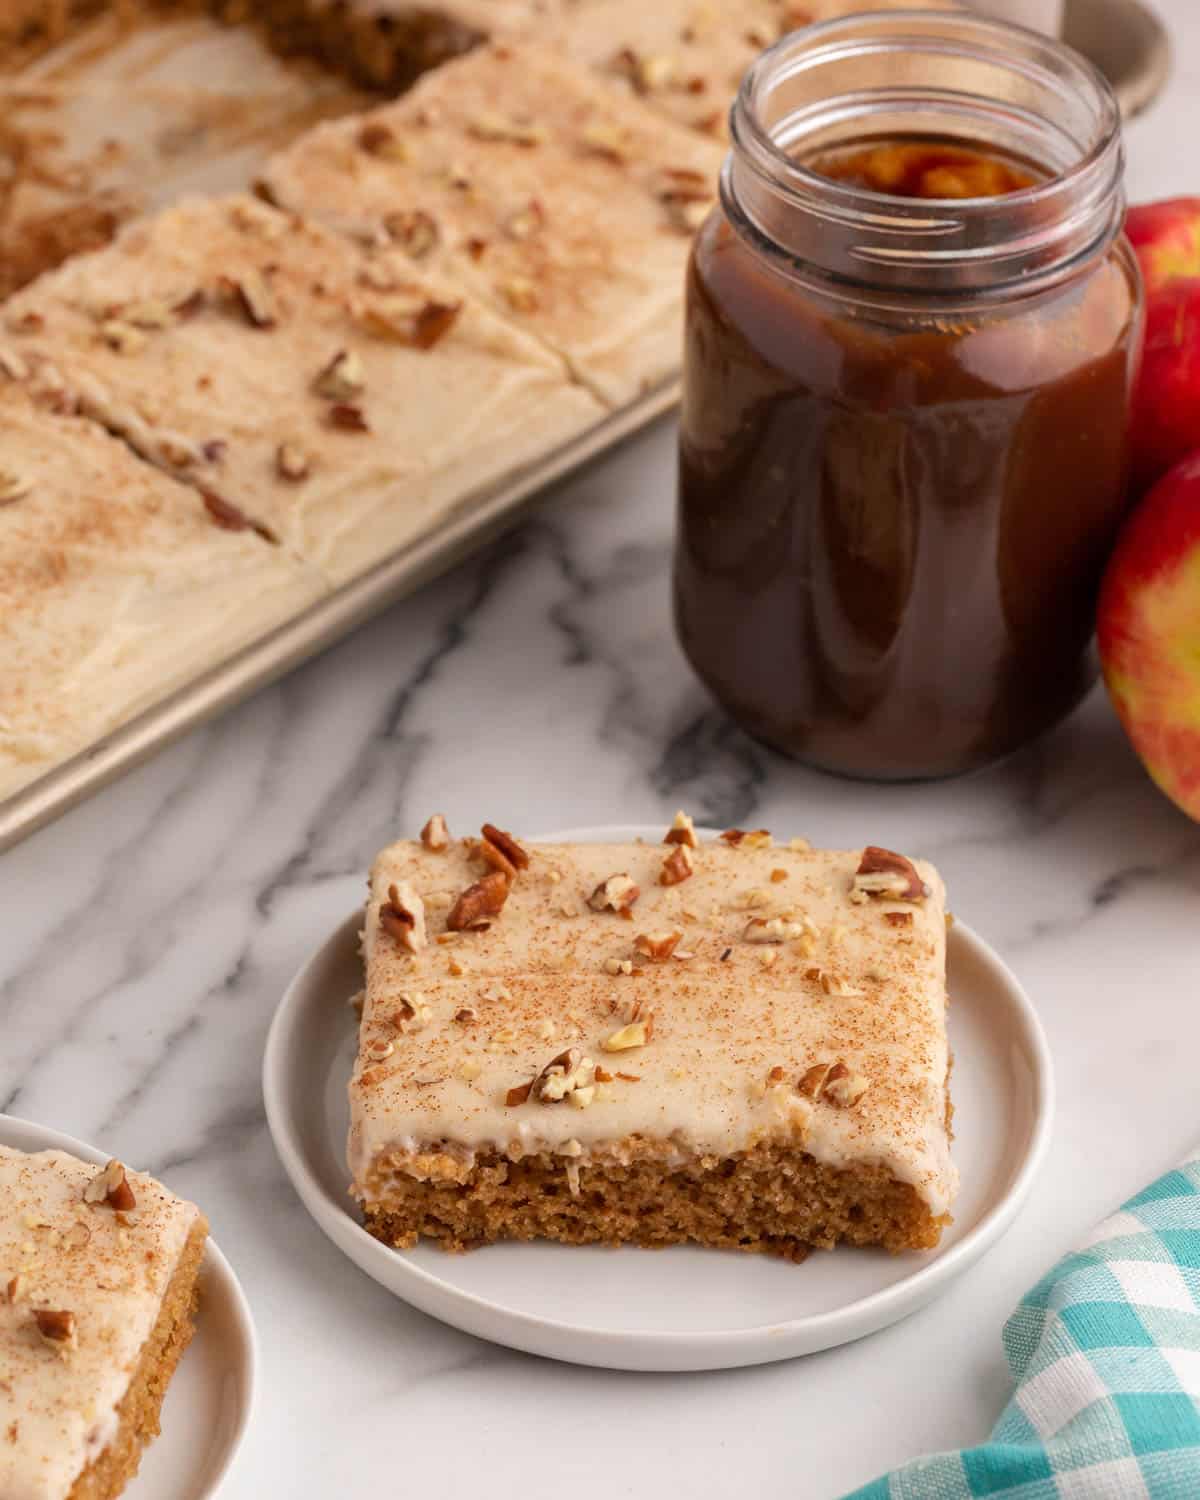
[847,1147,1200,1500]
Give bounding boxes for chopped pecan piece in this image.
[532,1047,595,1103]
[275,442,311,481]
[468,112,546,146]
[743,917,804,944]
[380,881,427,953]
[580,122,629,162]
[481,824,529,872]
[797,1060,869,1108]
[664,810,698,848]
[851,847,928,903]
[633,930,681,962]
[505,1081,533,1107]
[601,1021,648,1052]
[313,348,365,400]
[358,121,408,159]
[587,874,639,913]
[885,911,913,928]
[384,209,440,259]
[0,470,31,505]
[447,871,510,931]
[660,844,694,886]
[33,1309,76,1352]
[227,270,276,329]
[328,402,370,432]
[83,1159,136,1213]
[420,814,450,851]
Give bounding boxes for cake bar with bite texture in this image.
[350,816,957,1259]
[0,1145,207,1500]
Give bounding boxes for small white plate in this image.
[263,824,1054,1372]
[0,1115,256,1498]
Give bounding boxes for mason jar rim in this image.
[726,8,1126,299]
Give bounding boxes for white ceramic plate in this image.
[0,1114,256,1498]
[263,824,1054,1372]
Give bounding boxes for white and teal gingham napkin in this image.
[847,1146,1200,1500]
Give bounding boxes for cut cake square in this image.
[0,378,326,801]
[260,41,725,405]
[351,815,957,1258]
[1,193,603,585]
[0,1146,207,1500]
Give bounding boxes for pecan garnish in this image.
[313,348,365,400]
[481,824,529,872]
[0,471,31,505]
[797,1060,869,1108]
[885,911,913,927]
[664,810,698,848]
[380,881,427,953]
[447,871,510,931]
[383,209,440,259]
[227,270,276,329]
[420,813,450,851]
[328,402,370,432]
[587,874,639,913]
[505,1080,533,1107]
[358,121,408,159]
[660,844,694,886]
[531,1047,595,1104]
[633,930,681,962]
[275,442,311,481]
[33,1309,76,1352]
[83,1159,136,1213]
[601,1021,648,1052]
[743,917,804,944]
[851,847,928,904]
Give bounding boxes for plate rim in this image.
[0,1112,258,1497]
[263,823,1055,1365]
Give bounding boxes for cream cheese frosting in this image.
[260,41,725,406]
[0,1147,202,1500]
[352,825,958,1219]
[2,193,603,585]
[0,382,326,802]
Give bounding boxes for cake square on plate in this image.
[0,379,326,802]
[260,42,725,405]
[0,1146,207,1500]
[351,816,957,1258]
[2,193,603,585]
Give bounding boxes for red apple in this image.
[1126,197,1200,283]
[1098,451,1200,821]
[1125,199,1200,493]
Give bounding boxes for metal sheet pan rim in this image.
[0,379,680,851]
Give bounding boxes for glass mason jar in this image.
[674,10,1143,781]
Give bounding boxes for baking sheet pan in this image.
[0,380,680,850]
[0,8,685,849]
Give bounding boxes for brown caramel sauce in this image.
[809,136,1040,200]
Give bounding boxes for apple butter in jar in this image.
[675,12,1143,779]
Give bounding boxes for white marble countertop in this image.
[4,4,1200,1496]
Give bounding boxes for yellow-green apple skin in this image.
[1098,451,1200,820]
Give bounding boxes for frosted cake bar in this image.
[350,816,957,1259]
